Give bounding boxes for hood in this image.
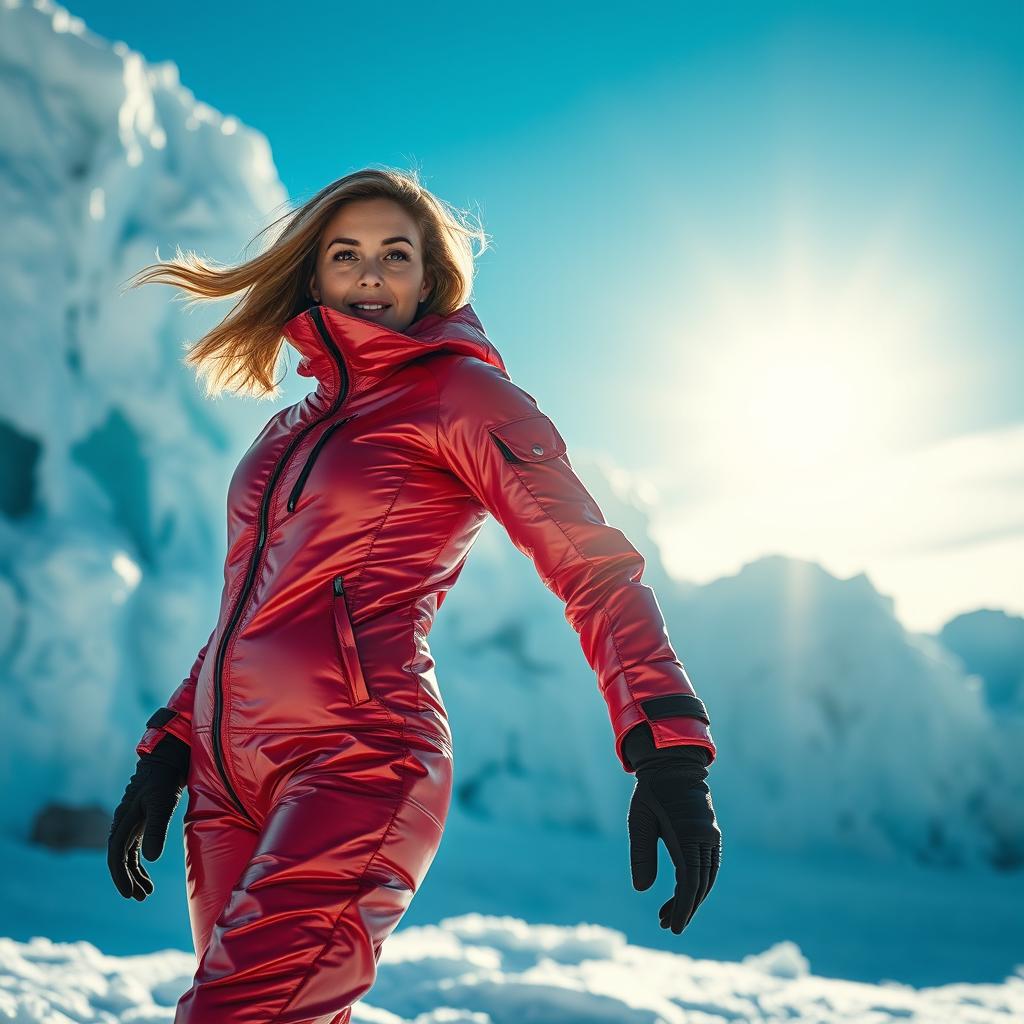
[281,301,507,401]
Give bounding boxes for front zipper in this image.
[287,414,357,512]
[331,575,372,704]
[210,306,350,822]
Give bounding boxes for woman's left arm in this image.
[424,354,717,774]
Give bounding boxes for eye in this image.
[330,249,411,262]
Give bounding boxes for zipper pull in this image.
[333,575,345,597]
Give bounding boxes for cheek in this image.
[393,271,421,294]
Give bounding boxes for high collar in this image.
[281,301,507,402]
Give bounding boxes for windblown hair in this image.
[122,166,490,400]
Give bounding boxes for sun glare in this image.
[699,334,871,484]
[665,226,948,495]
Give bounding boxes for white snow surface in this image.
[1,915,1022,1024]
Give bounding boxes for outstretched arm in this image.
[424,355,716,773]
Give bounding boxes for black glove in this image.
[623,721,722,934]
[107,732,190,901]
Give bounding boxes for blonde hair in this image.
[122,166,490,400]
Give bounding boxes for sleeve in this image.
[134,628,214,756]
[425,355,717,773]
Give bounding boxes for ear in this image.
[309,272,320,303]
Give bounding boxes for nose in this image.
[357,264,385,286]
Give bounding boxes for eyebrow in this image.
[325,236,415,249]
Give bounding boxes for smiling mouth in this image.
[349,302,391,311]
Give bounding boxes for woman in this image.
[107,167,722,1024]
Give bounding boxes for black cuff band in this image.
[622,721,710,775]
[146,707,178,730]
[639,693,710,726]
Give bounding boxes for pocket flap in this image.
[489,414,567,462]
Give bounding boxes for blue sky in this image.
[70,0,1023,632]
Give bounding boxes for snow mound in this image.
[2,916,1023,1023]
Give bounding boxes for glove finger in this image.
[141,796,174,862]
[668,847,702,934]
[658,895,673,929]
[683,843,713,929]
[707,836,721,894]
[627,794,661,892]
[107,803,142,899]
[128,829,154,900]
[124,820,152,901]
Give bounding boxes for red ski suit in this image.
[136,301,717,1023]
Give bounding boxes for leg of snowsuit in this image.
[176,724,452,1024]
[180,765,261,968]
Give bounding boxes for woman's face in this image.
[309,197,433,334]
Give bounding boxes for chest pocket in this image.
[288,414,359,513]
[488,413,567,463]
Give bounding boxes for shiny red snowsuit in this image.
[136,302,717,1023]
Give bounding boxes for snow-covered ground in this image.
[2,923,1022,1023]
[2,814,1024,1024]
[2,796,1024,1015]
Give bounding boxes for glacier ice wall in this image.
[0,0,287,833]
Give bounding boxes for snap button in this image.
[531,444,544,455]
